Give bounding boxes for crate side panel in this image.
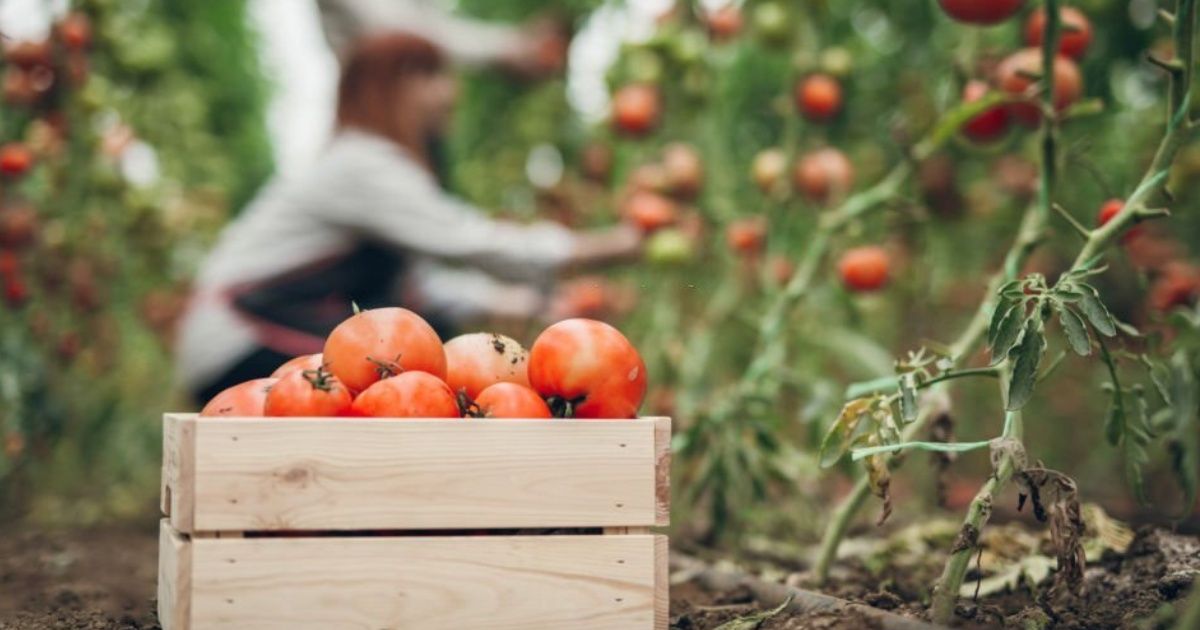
[189,534,660,629]
[162,414,196,532]
[189,418,660,530]
[157,519,191,630]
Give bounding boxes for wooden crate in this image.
[158,414,671,629]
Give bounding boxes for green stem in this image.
[845,367,1000,399]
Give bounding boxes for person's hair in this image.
[335,33,446,148]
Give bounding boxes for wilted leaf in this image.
[959,554,1055,598]
[712,593,795,630]
[819,398,872,468]
[1078,286,1117,337]
[1056,304,1091,356]
[990,305,1025,366]
[1007,318,1046,411]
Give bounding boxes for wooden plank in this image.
[187,534,661,629]
[654,535,669,630]
[162,414,196,532]
[157,519,191,630]
[653,417,671,527]
[173,415,667,532]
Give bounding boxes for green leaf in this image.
[899,373,917,422]
[1167,351,1198,519]
[1006,318,1046,411]
[1078,286,1117,337]
[1056,304,1091,356]
[988,299,1015,348]
[713,594,795,630]
[990,304,1026,366]
[1105,394,1124,446]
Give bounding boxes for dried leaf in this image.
[818,398,872,468]
[712,593,795,630]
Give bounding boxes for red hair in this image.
[336,33,445,146]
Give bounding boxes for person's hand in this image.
[501,19,568,78]
[565,223,644,271]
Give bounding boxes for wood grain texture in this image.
[654,535,669,630]
[185,533,662,629]
[162,414,196,532]
[164,415,669,532]
[157,519,191,630]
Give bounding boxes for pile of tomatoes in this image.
[200,309,649,421]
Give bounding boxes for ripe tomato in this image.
[707,4,743,41]
[612,84,660,136]
[751,148,788,193]
[623,190,679,232]
[264,367,353,417]
[528,318,647,419]
[1149,262,1200,313]
[57,13,92,50]
[839,246,890,292]
[662,142,704,198]
[473,382,552,419]
[444,332,530,399]
[271,353,325,379]
[0,205,38,248]
[200,378,277,417]
[1096,198,1145,244]
[4,40,51,70]
[1025,7,1092,60]
[4,276,29,308]
[795,74,843,122]
[995,49,1083,127]
[961,80,1009,143]
[725,217,767,256]
[937,0,1024,25]
[350,371,461,418]
[0,143,34,177]
[793,147,855,203]
[323,307,447,393]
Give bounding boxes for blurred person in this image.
[316,0,566,75]
[177,33,639,403]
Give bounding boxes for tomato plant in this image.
[996,48,1084,127]
[838,246,890,292]
[1026,6,1092,59]
[937,0,1025,25]
[794,73,843,122]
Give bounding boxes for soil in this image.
[0,523,1194,629]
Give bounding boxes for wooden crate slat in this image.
[158,519,192,630]
[166,527,665,629]
[163,414,670,532]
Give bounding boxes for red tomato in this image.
[527,319,647,419]
[795,74,843,122]
[0,143,34,177]
[0,251,19,277]
[1096,198,1145,244]
[793,147,855,203]
[323,307,446,393]
[1025,7,1092,60]
[271,353,324,378]
[443,332,530,399]
[264,367,353,417]
[4,276,29,308]
[57,12,92,50]
[623,190,679,232]
[612,84,660,136]
[995,48,1083,127]
[751,148,788,193]
[200,378,277,417]
[961,80,1009,143]
[473,382,552,419]
[937,0,1024,25]
[1149,263,1200,313]
[725,217,767,256]
[839,246,890,292]
[4,40,51,70]
[662,142,704,198]
[707,4,743,40]
[350,371,461,418]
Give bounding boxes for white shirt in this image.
[176,128,573,390]
[315,0,522,64]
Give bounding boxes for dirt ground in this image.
[0,523,1195,629]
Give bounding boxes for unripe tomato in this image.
[937,0,1024,25]
[751,148,788,193]
[1025,7,1092,60]
[271,353,324,379]
[200,378,278,417]
[473,382,552,419]
[725,217,767,256]
[1096,198,1145,244]
[0,205,38,248]
[995,48,1083,127]
[323,307,447,393]
[839,246,890,292]
[528,319,647,419]
[264,367,353,417]
[57,12,92,50]
[350,371,461,418]
[612,84,660,136]
[443,332,530,399]
[707,4,743,41]
[623,190,679,232]
[961,80,1009,143]
[662,142,704,198]
[645,228,695,265]
[752,2,791,44]
[795,74,842,122]
[793,147,855,203]
[0,143,34,178]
